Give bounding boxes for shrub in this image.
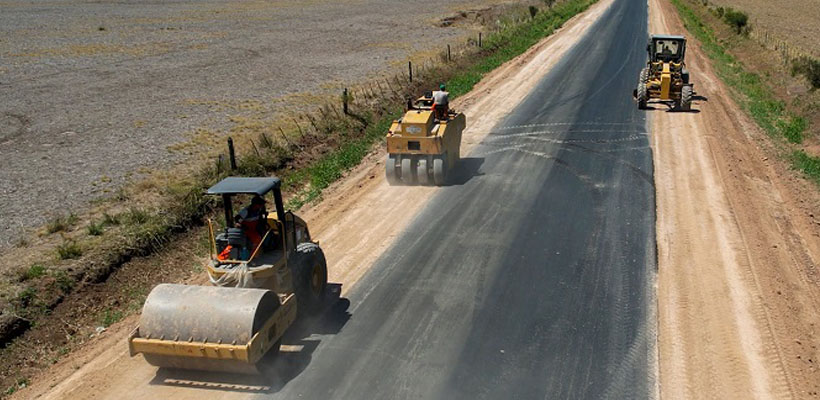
[23,264,46,280]
[791,56,820,89]
[722,8,748,34]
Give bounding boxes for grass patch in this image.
[99,309,123,327]
[56,240,83,260]
[51,270,74,294]
[4,378,28,396]
[670,0,808,144]
[22,264,46,281]
[46,213,77,234]
[87,221,105,236]
[791,150,820,184]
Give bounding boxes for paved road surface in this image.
[189,0,653,397]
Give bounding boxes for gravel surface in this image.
[0,0,505,246]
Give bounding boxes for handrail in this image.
[207,218,217,260]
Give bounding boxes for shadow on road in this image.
[148,283,351,393]
[447,157,485,186]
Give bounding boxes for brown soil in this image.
[650,0,820,398]
[8,1,618,398]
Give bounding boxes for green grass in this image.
[670,0,808,144]
[23,264,46,281]
[99,309,123,327]
[791,150,820,184]
[4,378,28,396]
[87,221,104,236]
[56,240,83,260]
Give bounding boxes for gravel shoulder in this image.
[0,0,514,247]
[650,0,820,397]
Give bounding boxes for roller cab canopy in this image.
[206,177,286,226]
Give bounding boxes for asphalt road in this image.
[262,0,655,397]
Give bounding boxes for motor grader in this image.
[634,34,694,111]
[385,92,465,186]
[128,177,328,374]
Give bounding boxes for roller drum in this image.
[137,284,280,373]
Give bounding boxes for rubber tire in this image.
[292,242,328,315]
[385,155,400,185]
[639,67,649,84]
[417,158,430,185]
[401,156,416,185]
[637,82,648,110]
[433,155,447,186]
[680,85,693,111]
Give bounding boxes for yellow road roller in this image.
[128,177,327,374]
[385,93,465,185]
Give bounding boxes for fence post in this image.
[343,88,349,115]
[408,61,413,82]
[447,44,451,61]
[479,32,482,48]
[227,137,237,171]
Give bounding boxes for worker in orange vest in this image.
[235,195,268,249]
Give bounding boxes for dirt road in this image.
[14,1,619,398]
[650,0,820,398]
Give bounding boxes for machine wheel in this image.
[637,81,648,110]
[292,242,327,315]
[433,155,447,186]
[639,67,649,84]
[385,155,400,185]
[401,156,417,185]
[680,85,693,111]
[417,158,430,185]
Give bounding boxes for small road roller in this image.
[127,177,327,374]
[634,34,694,111]
[385,93,465,185]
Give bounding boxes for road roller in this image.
[128,176,328,374]
[385,93,465,185]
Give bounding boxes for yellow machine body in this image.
[647,61,682,101]
[385,96,466,185]
[128,177,328,375]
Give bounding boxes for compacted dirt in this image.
[650,0,820,398]
[11,1,619,398]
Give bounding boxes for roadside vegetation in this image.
[0,0,599,395]
[672,0,820,185]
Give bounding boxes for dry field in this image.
[707,0,820,56]
[0,0,525,248]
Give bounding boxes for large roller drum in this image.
[133,284,282,374]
